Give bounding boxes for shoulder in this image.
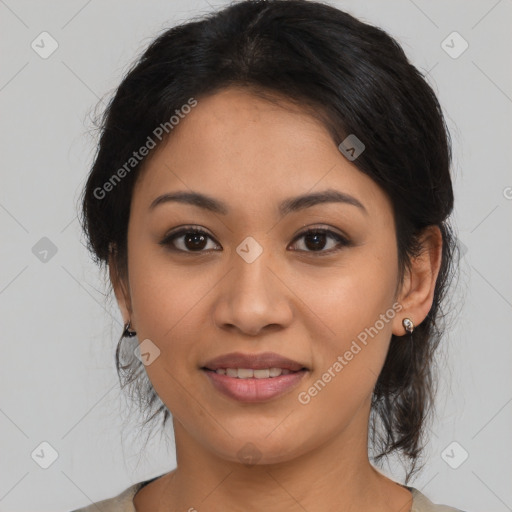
[409,486,468,512]
[69,481,144,512]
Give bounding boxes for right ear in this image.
[108,243,133,325]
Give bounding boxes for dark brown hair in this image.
[79,0,458,482]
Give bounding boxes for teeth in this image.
[214,368,294,378]
[253,369,269,378]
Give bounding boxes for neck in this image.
[145,409,413,512]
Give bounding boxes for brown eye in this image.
[160,225,350,256]
[160,227,220,252]
[289,228,350,254]
[183,232,208,250]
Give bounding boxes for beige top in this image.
[70,477,466,512]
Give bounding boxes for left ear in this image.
[392,225,443,336]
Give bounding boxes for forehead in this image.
[132,87,391,221]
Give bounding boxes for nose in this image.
[212,244,294,337]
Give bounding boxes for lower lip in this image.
[202,369,308,402]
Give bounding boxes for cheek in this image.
[127,254,220,390]
[292,256,399,423]
[127,262,211,417]
[128,248,212,336]
[295,259,399,419]
[296,249,398,348]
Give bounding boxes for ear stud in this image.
[402,317,414,335]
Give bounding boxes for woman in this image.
[73,0,465,510]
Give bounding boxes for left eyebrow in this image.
[278,189,368,217]
[148,188,368,217]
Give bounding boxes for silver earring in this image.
[402,317,414,335]
[123,321,137,338]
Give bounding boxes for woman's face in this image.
[114,87,411,466]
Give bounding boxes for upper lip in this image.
[201,352,308,371]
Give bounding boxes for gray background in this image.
[0,0,511,511]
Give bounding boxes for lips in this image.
[201,351,308,372]
[200,352,310,402]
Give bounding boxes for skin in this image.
[109,87,443,512]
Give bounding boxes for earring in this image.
[123,321,137,338]
[402,317,414,335]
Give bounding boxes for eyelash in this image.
[159,225,351,256]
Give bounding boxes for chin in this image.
[205,434,309,467]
